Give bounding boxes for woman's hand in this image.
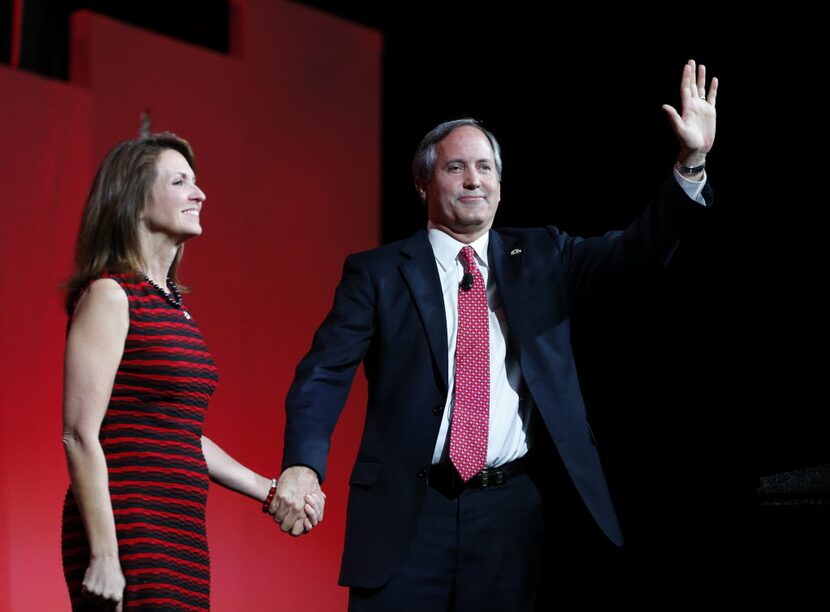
[82,554,126,610]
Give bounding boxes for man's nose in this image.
[463,169,481,189]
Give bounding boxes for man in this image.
[273,59,717,610]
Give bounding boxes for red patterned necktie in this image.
[449,245,490,482]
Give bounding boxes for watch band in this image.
[676,161,706,175]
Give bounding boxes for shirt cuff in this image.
[673,166,708,206]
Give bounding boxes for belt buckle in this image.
[478,467,505,488]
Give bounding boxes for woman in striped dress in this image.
[61,133,324,610]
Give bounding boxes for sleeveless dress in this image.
[62,274,218,610]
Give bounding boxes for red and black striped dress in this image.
[62,274,218,610]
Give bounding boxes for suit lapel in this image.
[489,230,526,337]
[400,230,449,392]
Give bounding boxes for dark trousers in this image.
[349,473,543,612]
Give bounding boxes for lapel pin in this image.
[510,248,522,256]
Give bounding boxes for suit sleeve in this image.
[558,175,713,305]
[282,254,375,482]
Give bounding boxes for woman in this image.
[60,132,322,610]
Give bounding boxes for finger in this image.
[272,505,287,522]
[696,63,706,98]
[679,62,692,103]
[304,503,319,526]
[708,76,718,107]
[304,517,313,532]
[291,518,306,536]
[280,513,299,532]
[661,104,682,133]
[686,59,697,100]
[305,494,323,517]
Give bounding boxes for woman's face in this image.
[142,149,206,242]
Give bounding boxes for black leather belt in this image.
[427,456,529,497]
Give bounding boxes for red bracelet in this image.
[262,478,277,513]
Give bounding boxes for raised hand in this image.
[662,59,718,166]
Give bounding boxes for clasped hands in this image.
[266,465,325,536]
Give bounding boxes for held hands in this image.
[662,59,718,167]
[268,466,325,536]
[81,554,126,611]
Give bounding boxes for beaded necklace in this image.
[143,275,191,319]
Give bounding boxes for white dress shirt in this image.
[428,227,529,467]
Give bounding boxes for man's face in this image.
[418,126,501,242]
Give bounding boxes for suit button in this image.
[432,405,443,416]
[416,469,428,479]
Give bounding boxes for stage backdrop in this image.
[0,0,380,609]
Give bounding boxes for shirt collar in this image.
[427,222,490,272]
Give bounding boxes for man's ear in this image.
[415,179,427,204]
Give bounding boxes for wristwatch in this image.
[676,161,706,175]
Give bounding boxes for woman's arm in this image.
[201,436,273,501]
[202,437,324,531]
[62,278,129,608]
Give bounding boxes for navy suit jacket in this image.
[283,176,712,588]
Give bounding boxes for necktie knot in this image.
[459,245,476,270]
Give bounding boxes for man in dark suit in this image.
[271,59,718,610]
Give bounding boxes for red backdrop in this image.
[0,1,380,609]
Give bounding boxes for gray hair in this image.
[411,118,502,188]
